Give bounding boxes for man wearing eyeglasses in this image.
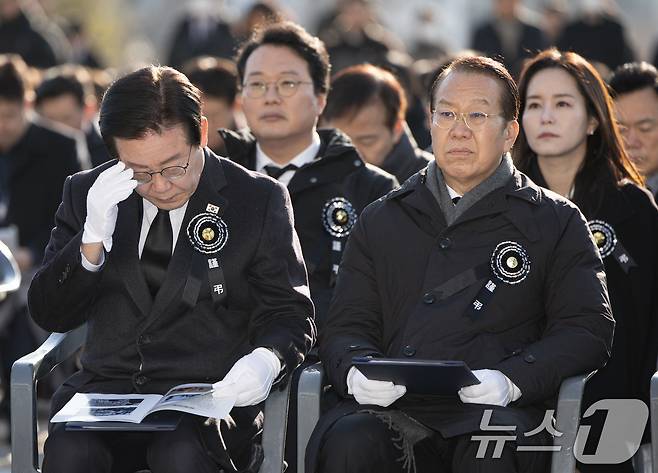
[306,56,614,473]
[219,21,398,331]
[27,65,315,473]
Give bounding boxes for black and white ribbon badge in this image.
[587,219,636,273]
[187,203,229,306]
[321,197,358,285]
[467,241,531,319]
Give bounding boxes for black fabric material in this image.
[0,11,60,68]
[451,196,461,205]
[307,166,614,471]
[3,122,80,264]
[219,127,398,329]
[315,410,550,473]
[140,209,172,298]
[263,163,298,180]
[524,156,658,445]
[380,129,432,184]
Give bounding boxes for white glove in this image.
[212,347,282,407]
[458,369,522,407]
[82,162,138,252]
[347,366,406,407]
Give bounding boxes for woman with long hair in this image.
[514,48,658,472]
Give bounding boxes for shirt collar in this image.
[255,131,321,173]
[446,184,462,200]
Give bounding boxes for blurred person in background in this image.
[0,0,57,68]
[230,1,285,45]
[166,0,236,70]
[0,54,80,425]
[514,49,658,473]
[471,0,548,78]
[557,0,634,72]
[34,64,111,168]
[322,63,431,183]
[184,56,243,156]
[318,0,404,73]
[609,61,658,201]
[61,18,104,69]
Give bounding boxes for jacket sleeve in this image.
[319,211,386,397]
[247,181,316,376]
[494,205,615,406]
[28,174,103,333]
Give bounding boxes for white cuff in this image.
[80,249,105,272]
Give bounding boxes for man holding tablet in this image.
[307,56,614,473]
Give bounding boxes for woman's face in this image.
[522,67,597,160]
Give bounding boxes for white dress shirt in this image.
[255,132,321,186]
[81,198,188,271]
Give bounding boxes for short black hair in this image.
[0,54,28,103]
[99,65,201,158]
[608,61,658,98]
[429,55,519,122]
[35,65,92,108]
[236,21,330,95]
[183,56,238,104]
[323,63,407,129]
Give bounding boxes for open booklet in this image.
[51,383,236,425]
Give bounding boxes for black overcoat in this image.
[307,167,615,471]
[219,128,398,329]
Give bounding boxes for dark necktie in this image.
[141,209,173,297]
[452,196,461,205]
[263,163,298,180]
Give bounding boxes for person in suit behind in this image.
[471,0,548,78]
[221,21,398,330]
[27,65,315,473]
[306,55,614,473]
[321,63,432,183]
[34,64,112,168]
[184,56,243,156]
[514,49,658,473]
[608,61,658,201]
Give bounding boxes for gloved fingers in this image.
[353,385,406,407]
[352,383,405,400]
[94,161,127,186]
[459,382,490,399]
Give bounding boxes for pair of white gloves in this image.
[347,366,521,408]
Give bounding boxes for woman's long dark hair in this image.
[514,49,643,215]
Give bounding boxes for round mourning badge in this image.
[491,241,531,285]
[322,197,357,238]
[187,212,228,254]
[588,220,617,259]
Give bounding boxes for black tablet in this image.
[352,356,481,395]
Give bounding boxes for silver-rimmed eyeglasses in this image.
[432,110,501,130]
[242,79,313,98]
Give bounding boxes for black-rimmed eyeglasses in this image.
[131,146,193,185]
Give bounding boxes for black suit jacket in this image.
[28,149,315,400]
[2,122,80,263]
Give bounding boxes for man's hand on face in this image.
[458,369,521,407]
[82,162,138,257]
[347,366,407,407]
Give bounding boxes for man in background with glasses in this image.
[220,21,397,332]
[307,56,613,473]
[27,65,315,473]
